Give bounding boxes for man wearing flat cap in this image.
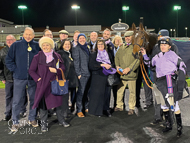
[114,30,140,115]
[55,30,69,51]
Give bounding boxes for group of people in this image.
[0,27,187,137]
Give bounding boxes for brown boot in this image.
[128,109,134,115]
[77,112,85,118]
[114,107,123,111]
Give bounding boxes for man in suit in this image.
[88,31,98,52]
[102,28,115,117]
[72,33,90,117]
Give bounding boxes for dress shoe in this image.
[103,110,112,117]
[114,107,123,111]
[77,112,85,118]
[85,109,88,113]
[20,112,27,118]
[128,109,134,115]
[59,121,70,127]
[3,115,11,121]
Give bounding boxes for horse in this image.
[131,23,158,88]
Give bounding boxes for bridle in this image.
[133,30,148,49]
[133,30,153,89]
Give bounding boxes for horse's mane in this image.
[146,33,157,55]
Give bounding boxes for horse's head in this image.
[132,23,149,59]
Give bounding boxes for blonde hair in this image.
[74,30,80,34]
[112,35,123,45]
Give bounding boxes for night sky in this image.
[0,0,190,36]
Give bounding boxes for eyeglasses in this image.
[6,39,14,42]
[45,34,53,37]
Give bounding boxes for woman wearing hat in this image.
[29,37,70,132]
[58,39,78,115]
[88,39,116,117]
[141,36,186,137]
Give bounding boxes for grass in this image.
[186,78,190,87]
[0,81,5,89]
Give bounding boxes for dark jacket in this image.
[29,51,65,109]
[0,46,13,82]
[57,50,78,87]
[87,41,96,53]
[5,38,40,80]
[106,42,115,63]
[55,40,63,52]
[72,44,90,77]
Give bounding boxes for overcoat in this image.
[88,51,113,116]
[29,51,65,109]
[57,50,78,88]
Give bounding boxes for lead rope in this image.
[140,56,153,89]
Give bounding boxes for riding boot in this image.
[175,113,183,137]
[162,111,172,133]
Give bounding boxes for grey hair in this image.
[24,27,35,35]
[103,28,111,35]
[6,34,16,39]
[90,31,98,36]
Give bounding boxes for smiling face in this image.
[59,33,68,41]
[160,44,171,53]
[114,38,120,46]
[125,36,132,43]
[73,32,80,42]
[6,35,16,47]
[23,29,35,42]
[63,41,71,51]
[42,43,52,53]
[103,30,111,40]
[44,30,53,39]
[97,41,105,51]
[78,36,86,45]
[90,32,98,43]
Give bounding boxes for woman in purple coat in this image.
[29,37,70,132]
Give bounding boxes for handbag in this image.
[51,68,69,96]
[107,73,121,86]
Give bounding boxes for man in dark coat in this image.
[5,27,40,132]
[88,31,98,53]
[72,33,90,117]
[0,35,27,121]
[102,28,115,117]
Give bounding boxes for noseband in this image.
[133,30,148,49]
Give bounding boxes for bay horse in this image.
[131,23,157,88]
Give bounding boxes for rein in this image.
[133,30,153,89]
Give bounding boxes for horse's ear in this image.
[132,23,136,31]
[139,22,144,31]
